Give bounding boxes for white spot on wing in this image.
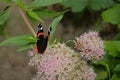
[40,27,43,30]
[38,27,43,31]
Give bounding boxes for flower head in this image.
[28,43,96,80]
[74,31,104,61]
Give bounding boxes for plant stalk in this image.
[18,7,36,37]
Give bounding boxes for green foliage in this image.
[29,0,65,9]
[0,34,36,51]
[111,74,120,80]
[34,9,63,19]
[0,8,11,26]
[88,0,115,11]
[0,0,11,2]
[113,64,120,72]
[102,4,120,24]
[12,0,26,10]
[0,34,36,46]
[105,41,120,57]
[16,44,34,52]
[61,0,87,12]
[93,40,120,80]
[96,71,108,80]
[49,14,63,42]
[26,10,44,23]
[103,54,120,70]
[0,22,7,35]
[95,60,111,79]
[61,0,115,12]
[0,7,11,35]
[113,33,120,40]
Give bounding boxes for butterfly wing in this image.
[36,24,44,54]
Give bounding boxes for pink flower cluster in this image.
[28,43,96,80]
[74,31,104,61]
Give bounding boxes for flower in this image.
[74,31,104,61]
[28,43,96,80]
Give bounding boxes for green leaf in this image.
[0,34,36,46]
[89,0,115,11]
[113,33,120,40]
[0,22,7,36]
[49,14,63,42]
[17,44,34,52]
[12,0,26,10]
[111,74,120,80]
[61,0,114,12]
[0,8,11,35]
[113,64,120,72]
[102,53,120,72]
[26,10,44,23]
[0,0,11,2]
[29,0,65,9]
[102,4,120,24]
[61,0,87,12]
[95,61,111,78]
[96,71,108,80]
[105,41,120,57]
[34,9,63,19]
[0,9,11,25]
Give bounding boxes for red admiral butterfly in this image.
[35,24,51,54]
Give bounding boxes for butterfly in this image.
[35,24,51,54]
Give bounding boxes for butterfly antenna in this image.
[38,23,42,28]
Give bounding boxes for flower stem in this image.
[18,7,36,37]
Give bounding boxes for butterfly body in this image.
[36,24,51,54]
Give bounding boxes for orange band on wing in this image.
[37,32,44,37]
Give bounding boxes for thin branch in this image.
[18,7,36,37]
